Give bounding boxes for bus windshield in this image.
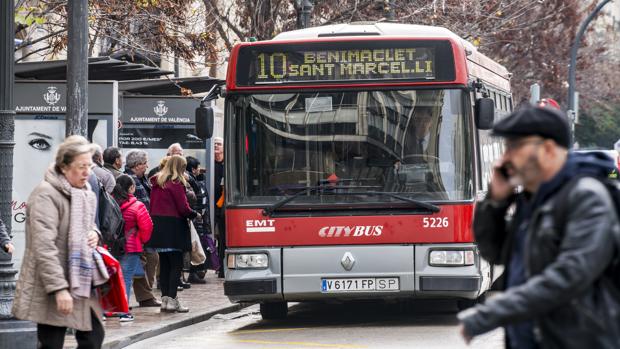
[229,89,473,205]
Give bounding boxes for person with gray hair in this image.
[167,143,183,156]
[91,144,115,193]
[147,143,184,179]
[213,137,225,278]
[12,135,105,348]
[125,149,150,209]
[124,149,161,308]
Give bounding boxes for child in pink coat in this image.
[112,174,153,321]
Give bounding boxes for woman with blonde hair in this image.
[12,135,106,349]
[147,155,199,312]
[159,155,170,168]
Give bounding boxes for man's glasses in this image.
[504,138,544,152]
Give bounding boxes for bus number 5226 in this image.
[423,217,449,228]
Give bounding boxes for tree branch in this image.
[15,28,67,51]
[15,45,52,62]
[213,18,233,51]
[216,2,245,40]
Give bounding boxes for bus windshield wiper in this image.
[356,191,440,213]
[262,185,335,216]
[262,186,440,216]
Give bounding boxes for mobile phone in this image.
[497,164,510,179]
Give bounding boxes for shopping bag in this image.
[201,234,221,271]
[95,246,129,313]
[190,221,206,266]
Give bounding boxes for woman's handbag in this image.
[201,234,221,271]
[190,221,206,266]
[95,246,129,313]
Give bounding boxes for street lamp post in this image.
[385,0,395,21]
[66,0,89,137]
[567,0,613,132]
[0,0,37,346]
[301,0,313,29]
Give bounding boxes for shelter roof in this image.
[15,56,174,81]
[118,76,224,95]
[15,57,224,95]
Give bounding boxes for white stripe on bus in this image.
[246,227,276,232]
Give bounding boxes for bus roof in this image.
[273,22,461,41]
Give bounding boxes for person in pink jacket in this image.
[112,174,153,321]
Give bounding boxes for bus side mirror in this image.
[475,98,494,130]
[195,105,214,140]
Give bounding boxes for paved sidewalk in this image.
[65,271,243,349]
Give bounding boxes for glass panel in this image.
[230,89,473,205]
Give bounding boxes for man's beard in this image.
[510,153,542,190]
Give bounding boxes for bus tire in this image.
[260,302,288,320]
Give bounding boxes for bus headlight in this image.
[227,253,269,269]
[429,250,475,266]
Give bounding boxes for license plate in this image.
[321,277,399,292]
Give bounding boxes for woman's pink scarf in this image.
[59,175,108,298]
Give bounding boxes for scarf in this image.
[59,175,109,298]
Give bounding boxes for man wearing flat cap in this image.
[458,106,620,348]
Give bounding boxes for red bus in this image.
[214,22,512,319]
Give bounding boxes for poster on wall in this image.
[12,117,109,226]
[11,81,116,269]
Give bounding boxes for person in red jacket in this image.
[148,155,200,313]
[112,174,153,321]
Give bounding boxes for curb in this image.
[103,303,248,349]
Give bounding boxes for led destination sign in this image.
[256,47,434,83]
[236,40,456,87]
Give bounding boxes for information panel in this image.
[119,96,205,150]
[236,40,456,86]
[118,127,205,149]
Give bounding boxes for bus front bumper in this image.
[224,244,490,303]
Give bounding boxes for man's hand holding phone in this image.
[490,161,515,202]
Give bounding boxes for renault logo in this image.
[341,252,355,271]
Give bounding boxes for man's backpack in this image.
[97,183,126,257]
[552,175,620,293]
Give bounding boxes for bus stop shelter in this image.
[11,57,222,270]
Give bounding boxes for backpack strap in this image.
[551,176,583,234]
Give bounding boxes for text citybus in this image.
[215,23,512,319]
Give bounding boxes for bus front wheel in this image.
[260,302,288,320]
